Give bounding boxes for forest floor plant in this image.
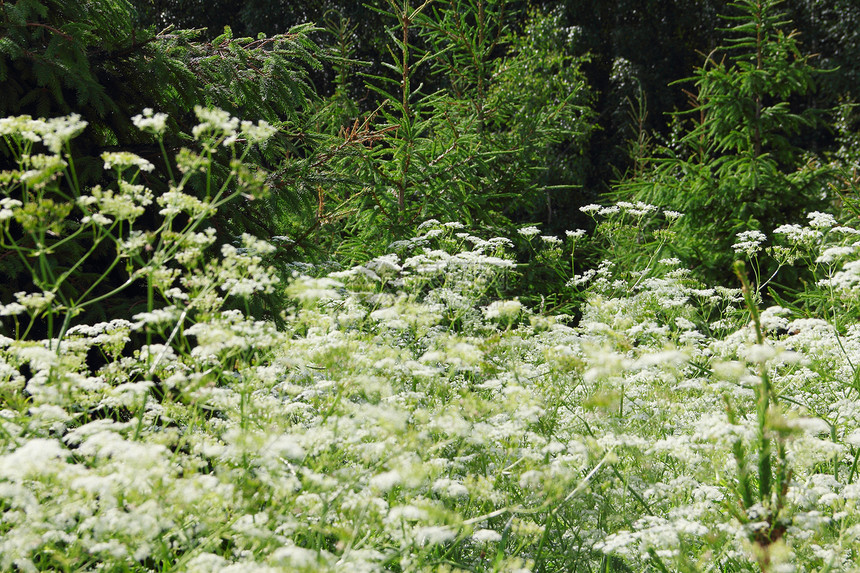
[2,113,860,572]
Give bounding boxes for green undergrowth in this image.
[2,112,860,572]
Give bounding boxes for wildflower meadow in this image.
[2,107,860,573]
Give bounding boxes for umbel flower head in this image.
[732,229,767,257]
[131,108,168,136]
[190,106,277,146]
[0,113,87,153]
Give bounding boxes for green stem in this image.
[724,394,755,509]
[64,142,81,197]
[734,260,772,503]
[847,447,858,484]
[51,224,114,295]
[158,138,176,184]
[72,246,125,309]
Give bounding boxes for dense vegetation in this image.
[2,0,860,571]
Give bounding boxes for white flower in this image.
[286,276,342,303]
[238,232,277,255]
[0,114,39,139]
[118,230,149,257]
[626,201,657,217]
[132,308,181,328]
[432,478,470,498]
[774,223,821,244]
[831,226,860,235]
[81,213,113,226]
[192,106,240,142]
[580,204,602,214]
[732,229,767,256]
[102,151,154,172]
[0,301,26,316]
[816,245,855,264]
[484,299,523,320]
[186,553,227,573]
[820,259,860,291]
[807,211,837,229]
[472,529,503,544]
[240,119,277,143]
[0,438,66,479]
[40,114,87,153]
[131,108,168,136]
[846,429,860,448]
[271,545,320,568]
[0,198,22,221]
[365,253,402,278]
[745,343,776,363]
[370,470,402,492]
[83,182,153,221]
[773,223,802,238]
[14,291,55,311]
[567,269,596,287]
[565,229,586,239]
[760,306,790,331]
[518,225,541,237]
[414,526,456,546]
[417,219,441,230]
[19,153,67,187]
[157,188,215,217]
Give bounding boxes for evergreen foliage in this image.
[317,2,594,261]
[0,0,330,211]
[0,0,131,118]
[616,0,832,282]
[135,0,860,202]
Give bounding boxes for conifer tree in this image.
[619,0,831,281]
[319,2,594,260]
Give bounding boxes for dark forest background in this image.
[3,0,860,314]
[132,0,860,189]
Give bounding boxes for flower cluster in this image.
[3,112,860,572]
[732,229,767,256]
